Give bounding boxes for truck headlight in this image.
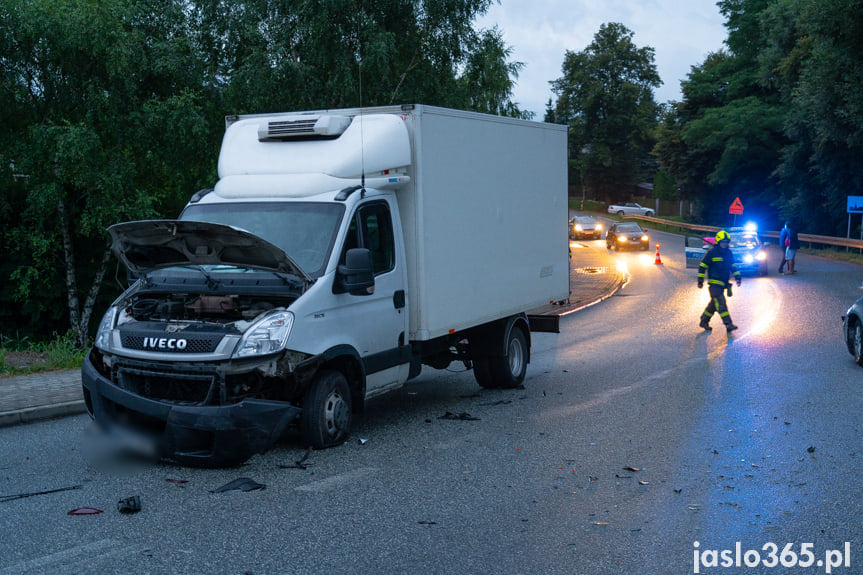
[94,307,118,352]
[234,311,294,358]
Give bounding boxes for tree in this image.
[653,0,788,226]
[768,0,863,234]
[190,0,526,115]
[0,0,214,346]
[550,23,661,202]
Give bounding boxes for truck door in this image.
[340,200,411,394]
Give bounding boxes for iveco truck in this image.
[82,104,569,466]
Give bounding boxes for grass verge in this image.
[0,331,86,377]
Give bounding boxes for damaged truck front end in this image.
[82,220,324,467]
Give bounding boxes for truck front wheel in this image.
[490,328,528,388]
[301,370,352,448]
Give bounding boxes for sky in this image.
[474,0,729,117]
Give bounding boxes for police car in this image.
[685,223,769,276]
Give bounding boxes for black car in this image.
[606,222,650,251]
[843,296,863,365]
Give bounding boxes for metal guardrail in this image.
[623,214,863,251]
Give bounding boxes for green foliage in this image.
[550,23,661,203]
[655,0,863,234]
[0,331,86,375]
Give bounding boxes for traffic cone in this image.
[654,243,663,265]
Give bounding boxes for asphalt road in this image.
[1,228,861,575]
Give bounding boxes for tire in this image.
[300,370,352,448]
[617,210,624,216]
[473,356,497,389]
[759,263,768,277]
[489,328,528,389]
[645,211,654,217]
[853,322,863,367]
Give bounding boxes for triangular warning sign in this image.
[729,197,744,214]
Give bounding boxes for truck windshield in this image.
[179,202,345,277]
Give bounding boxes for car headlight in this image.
[743,254,754,264]
[618,236,627,242]
[575,224,583,232]
[234,311,294,358]
[595,224,602,231]
[756,251,767,261]
[94,307,118,352]
[641,235,649,242]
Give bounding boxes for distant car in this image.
[606,222,650,251]
[843,297,863,366]
[607,202,654,217]
[570,215,602,240]
[684,224,768,276]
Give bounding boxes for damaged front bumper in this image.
[81,350,302,467]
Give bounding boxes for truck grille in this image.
[120,333,223,354]
[114,365,217,404]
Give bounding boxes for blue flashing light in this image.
[744,221,757,232]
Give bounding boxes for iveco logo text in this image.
[143,337,188,350]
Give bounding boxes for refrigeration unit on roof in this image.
[257,114,352,141]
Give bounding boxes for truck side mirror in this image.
[333,248,375,295]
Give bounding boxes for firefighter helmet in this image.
[715,230,731,243]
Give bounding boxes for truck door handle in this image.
[393,290,405,309]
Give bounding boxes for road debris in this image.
[1,484,82,503]
[211,478,266,493]
[68,507,103,515]
[439,411,480,421]
[117,495,141,514]
[279,447,313,470]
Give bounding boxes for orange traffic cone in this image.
[654,243,663,265]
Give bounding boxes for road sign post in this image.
[729,197,744,226]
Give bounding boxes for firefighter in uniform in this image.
[698,230,741,333]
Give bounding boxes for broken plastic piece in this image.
[117,495,142,514]
[211,478,265,493]
[165,478,189,485]
[439,411,480,421]
[68,507,103,515]
[0,484,82,503]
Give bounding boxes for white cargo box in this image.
[219,105,569,342]
[396,106,568,340]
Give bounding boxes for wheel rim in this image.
[507,335,525,378]
[323,390,350,437]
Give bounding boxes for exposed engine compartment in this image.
[124,293,295,323]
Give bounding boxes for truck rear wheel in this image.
[473,357,496,389]
[300,370,352,448]
[490,328,527,388]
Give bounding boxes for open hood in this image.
[108,220,311,281]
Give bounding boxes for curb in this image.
[0,400,87,428]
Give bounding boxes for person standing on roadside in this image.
[698,230,741,334]
[785,222,800,274]
[778,222,790,274]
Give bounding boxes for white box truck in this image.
[82,104,569,466]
